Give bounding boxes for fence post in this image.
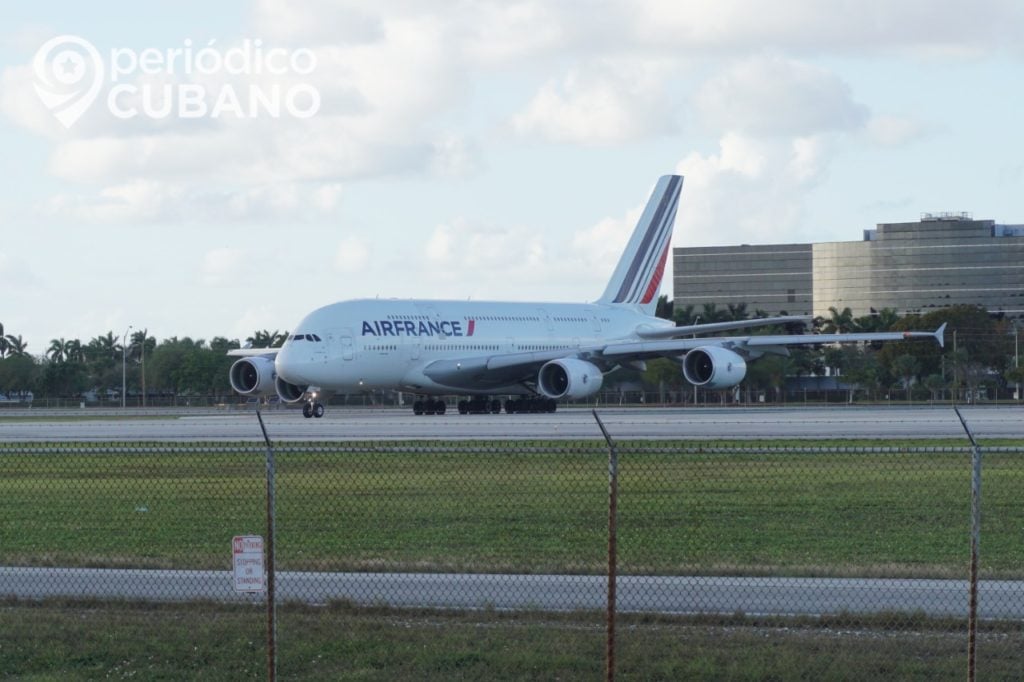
[953,406,981,682]
[592,410,618,682]
[257,411,278,682]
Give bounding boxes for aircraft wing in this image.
[422,349,569,389]
[227,348,279,358]
[600,324,946,360]
[634,315,811,339]
[420,324,946,390]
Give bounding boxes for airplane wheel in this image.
[413,400,424,415]
[313,403,325,418]
[490,399,502,414]
[302,402,313,418]
[458,400,469,415]
[435,400,447,415]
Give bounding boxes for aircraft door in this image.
[328,328,355,361]
[537,308,554,333]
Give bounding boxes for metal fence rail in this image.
[2,436,1023,678]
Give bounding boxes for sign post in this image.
[232,535,265,593]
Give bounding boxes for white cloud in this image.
[511,59,679,145]
[864,115,931,147]
[696,55,868,137]
[249,0,384,46]
[0,252,41,290]
[673,133,836,247]
[201,248,244,286]
[625,0,1023,54]
[44,179,346,224]
[570,206,643,280]
[335,236,370,273]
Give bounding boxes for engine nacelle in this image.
[683,346,747,389]
[229,357,277,395]
[537,359,604,400]
[275,376,307,403]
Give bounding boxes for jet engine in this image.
[275,376,307,403]
[538,358,604,400]
[682,347,747,388]
[229,357,277,395]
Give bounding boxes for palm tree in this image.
[700,303,729,323]
[0,322,6,358]
[892,353,920,402]
[856,307,901,333]
[822,306,856,334]
[48,338,68,363]
[655,295,674,320]
[89,332,121,362]
[726,303,749,321]
[5,335,28,357]
[65,339,85,364]
[128,330,156,362]
[247,329,288,348]
[673,304,697,327]
[246,330,276,348]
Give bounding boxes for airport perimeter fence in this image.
[2,430,1024,679]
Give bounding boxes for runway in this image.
[0,405,1021,441]
[4,567,1022,618]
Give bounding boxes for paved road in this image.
[3,567,1021,618]
[0,405,1021,441]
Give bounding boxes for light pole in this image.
[121,325,133,409]
[1015,322,1020,402]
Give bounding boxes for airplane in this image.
[228,174,946,418]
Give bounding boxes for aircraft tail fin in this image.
[597,175,683,315]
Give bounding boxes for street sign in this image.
[233,535,265,593]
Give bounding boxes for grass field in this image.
[5,599,1023,681]
[3,439,1024,679]
[2,440,1023,577]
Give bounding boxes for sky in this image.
[1,0,1022,350]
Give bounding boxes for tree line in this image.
[644,297,1024,402]
[1,306,1022,404]
[0,326,287,403]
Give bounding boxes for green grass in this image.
[2,440,1023,577]
[4,599,1022,681]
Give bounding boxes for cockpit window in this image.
[311,334,322,342]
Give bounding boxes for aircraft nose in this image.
[275,341,320,386]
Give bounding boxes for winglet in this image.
[934,322,947,349]
[598,175,683,315]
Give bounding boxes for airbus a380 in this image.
[228,175,945,418]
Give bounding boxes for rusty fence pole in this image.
[257,410,278,682]
[954,406,981,682]
[593,410,618,682]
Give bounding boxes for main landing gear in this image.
[412,398,447,415]
[302,401,325,419]
[411,396,559,415]
[457,397,502,414]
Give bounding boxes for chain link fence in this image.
[2,428,1023,678]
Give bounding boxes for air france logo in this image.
[362,319,476,337]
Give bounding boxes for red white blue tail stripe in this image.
[598,175,682,314]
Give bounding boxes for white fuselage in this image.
[274,298,666,396]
